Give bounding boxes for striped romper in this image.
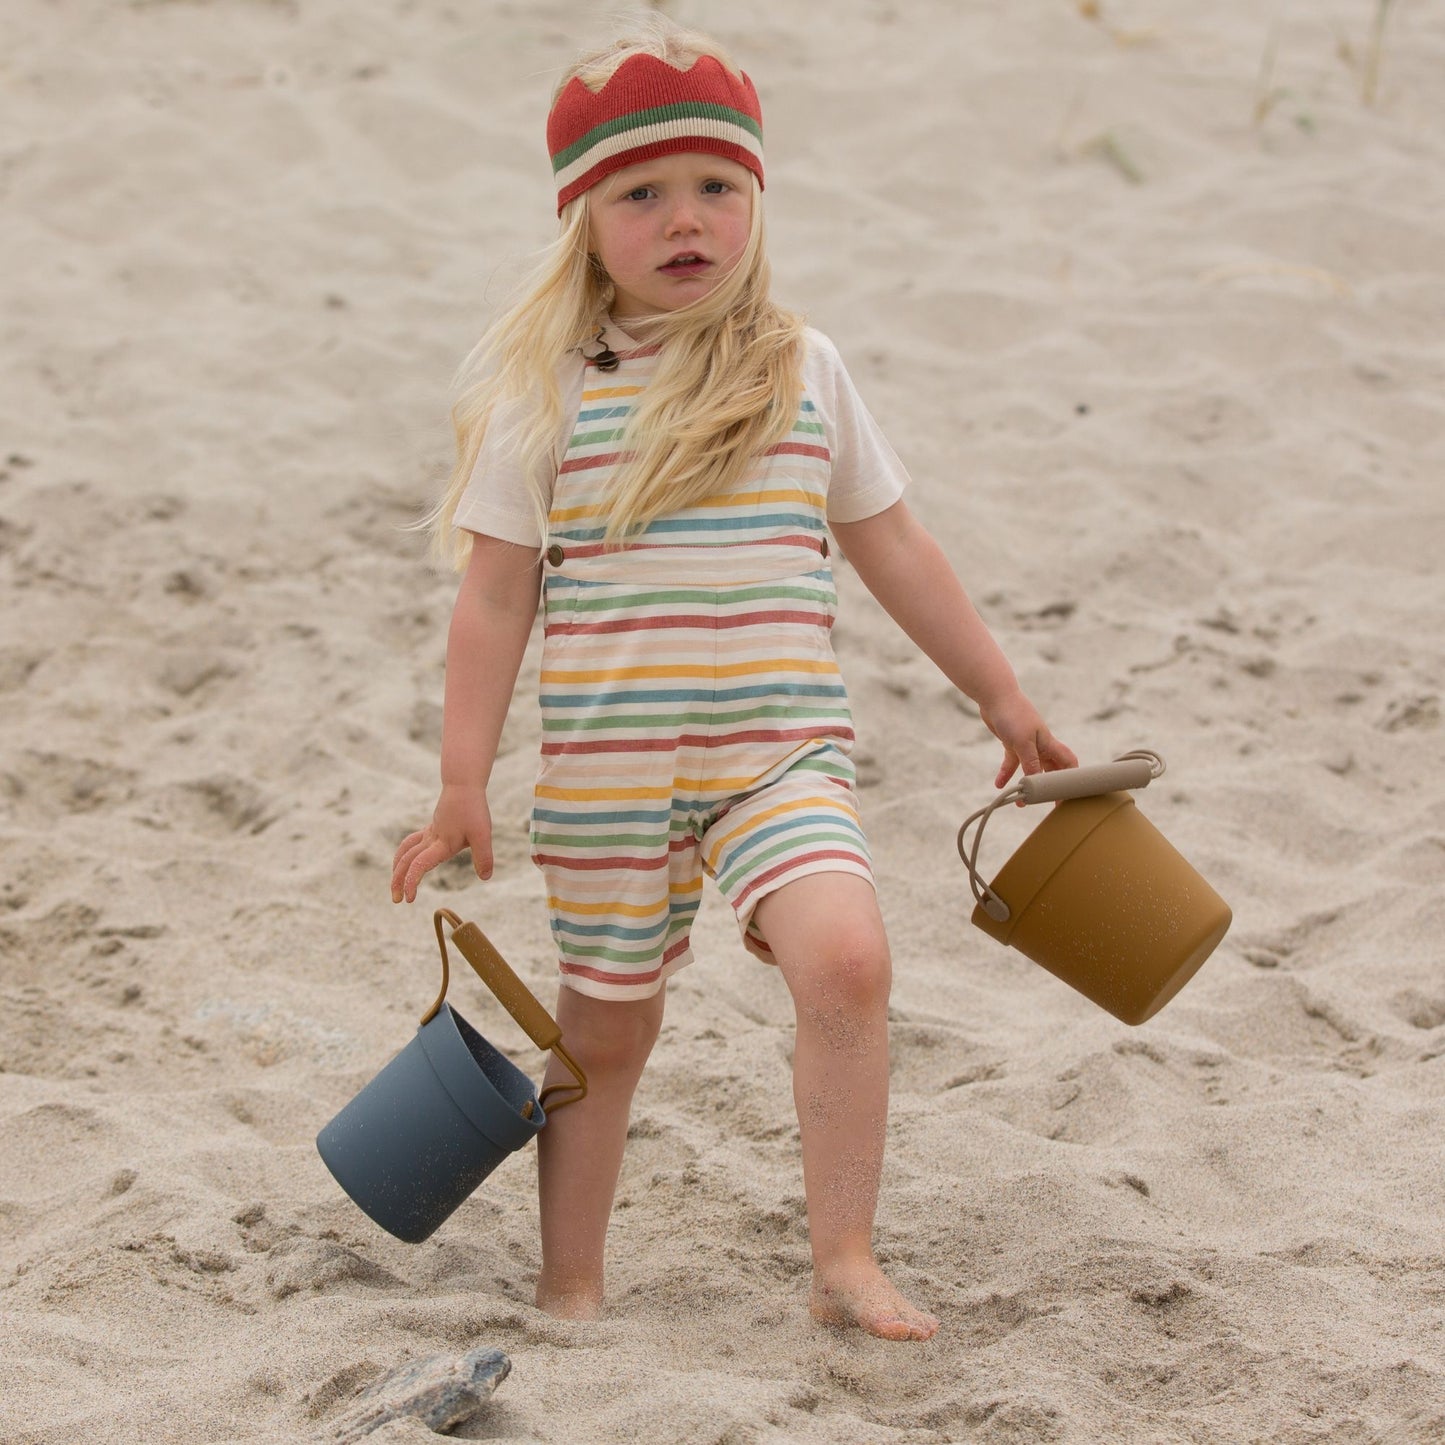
[455,326,909,1001]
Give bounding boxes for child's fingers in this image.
[390,831,429,902]
[401,839,451,903]
[392,831,451,903]
[1041,734,1079,770]
[994,750,1020,790]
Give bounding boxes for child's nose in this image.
[664,202,702,236]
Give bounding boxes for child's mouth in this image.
[660,254,709,275]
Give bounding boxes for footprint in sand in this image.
[263,1237,404,1301]
[1379,694,1440,734]
[169,773,279,835]
[154,650,240,703]
[11,752,139,820]
[1239,906,1342,971]
[1390,988,1445,1033]
[1148,392,1273,448]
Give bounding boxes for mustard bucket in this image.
[957,751,1231,1025]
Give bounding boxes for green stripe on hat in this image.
[551,100,764,173]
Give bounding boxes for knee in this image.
[556,988,664,1079]
[792,932,893,1037]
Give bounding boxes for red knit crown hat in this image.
[547,52,764,215]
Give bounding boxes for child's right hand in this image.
[390,782,495,903]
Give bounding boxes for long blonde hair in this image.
[426,18,805,567]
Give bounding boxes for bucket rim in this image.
[418,1002,544,1151]
[973,791,1136,944]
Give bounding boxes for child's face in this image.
[587,152,753,324]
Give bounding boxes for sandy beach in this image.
[2,1,1443,1440]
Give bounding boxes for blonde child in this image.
[391,20,1076,1342]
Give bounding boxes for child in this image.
[391,20,1076,1343]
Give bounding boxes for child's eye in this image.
[624,186,654,201]
[702,180,730,194]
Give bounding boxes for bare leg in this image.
[752,874,939,1342]
[534,983,666,1319]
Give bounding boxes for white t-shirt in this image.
[452,322,909,546]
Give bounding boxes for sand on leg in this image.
[534,983,666,1318]
[752,873,938,1341]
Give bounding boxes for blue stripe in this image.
[546,571,836,600]
[713,815,867,874]
[533,806,675,826]
[552,916,670,943]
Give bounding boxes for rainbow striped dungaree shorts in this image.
[532,343,873,999]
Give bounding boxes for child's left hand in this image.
[978,687,1078,790]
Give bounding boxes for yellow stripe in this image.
[548,487,827,525]
[702,793,858,870]
[538,774,822,801]
[581,385,645,401]
[540,658,837,684]
[547,878,704,918]
[547,895,658,918]
[676,772,810,794]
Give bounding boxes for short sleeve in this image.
[451,358,584,546]
[802,329,911,524]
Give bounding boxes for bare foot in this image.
[535,1283,603,1322]
[810,1258,939,1342]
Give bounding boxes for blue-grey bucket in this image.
[316,910,587,1245]
[317,1003,543,1243]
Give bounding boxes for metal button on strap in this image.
[546,544,565,567]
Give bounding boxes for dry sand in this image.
[3,1,1444,1440]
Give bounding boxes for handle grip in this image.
[445,918,561,1052]
[1018,755,1156,804]
[424,909,587,1114]
[959,750,1166,923]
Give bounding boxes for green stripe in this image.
[553,101,763,172]
[568,427,629,449]
[541,704,852,732]
[716,830,867,891]
[533,830,669,850]
[788,757,855,784]
[557,939,667,965]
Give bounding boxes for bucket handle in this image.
[423,909,589,1115]
[957,750,1165,924]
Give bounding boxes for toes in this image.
[810,1297,940,1342]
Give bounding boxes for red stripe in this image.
[555,535,824,562]
[560,450,630,474]
[563,439,832,473]
[762,442,830,461]
[733,851,870,908]
[532,852,668,872]
[557,959,664,982]
[556,932,690,986]
[545,610,829,638]
[562,443,827,474]
[541,726,854,756]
